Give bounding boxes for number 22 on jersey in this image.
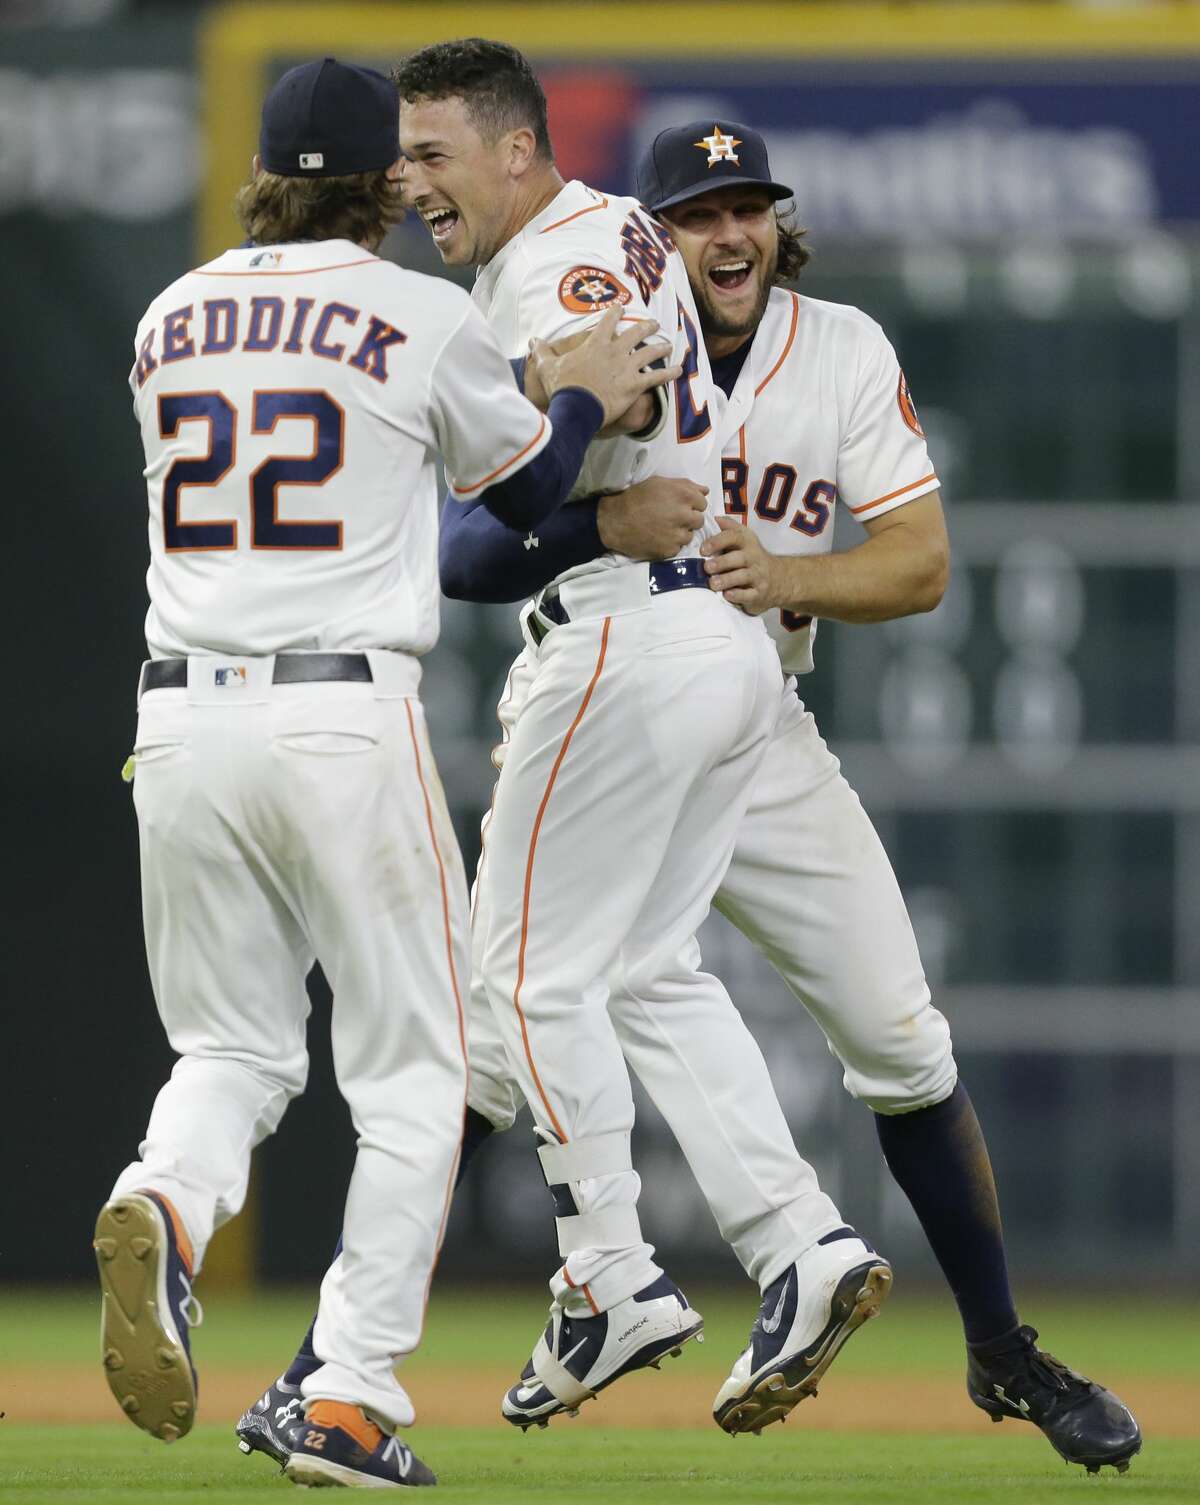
[158,389,344,552]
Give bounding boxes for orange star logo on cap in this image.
[695,125,742,168]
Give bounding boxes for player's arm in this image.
[701,489,949,621]
[439,494,603,603]
[433,304,677,531]
[439,477,708,602]
[439,340,703,602]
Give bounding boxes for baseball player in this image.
[95,55,678,1492]
[438,121,1140,1472]
[395,39,796,1424]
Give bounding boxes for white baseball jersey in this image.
[131,238,550,658]
[471,179,723,579]
[719,287,938,673]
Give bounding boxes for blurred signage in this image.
[0,67,198,220]
[193,2,1200,254]
[546,73,1192,243]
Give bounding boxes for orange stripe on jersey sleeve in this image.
[848,473,938,516]
[754,291,800,397]
[451,415,549,498]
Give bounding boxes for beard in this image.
[692,245,777,342]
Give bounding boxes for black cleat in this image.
[235,1373,303,1467]
[967,1324,1141,1474]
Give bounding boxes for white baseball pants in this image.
[712,688,957,1114]
[475,566,784,1316]
[109,653,469,1430]
[469,649,957,1297]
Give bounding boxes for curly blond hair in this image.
[235,168,404,251]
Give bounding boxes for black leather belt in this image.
[529,558,710,646]
[142,653,373,692]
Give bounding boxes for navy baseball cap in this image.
[636,120,793,214]
[259,57,399,178]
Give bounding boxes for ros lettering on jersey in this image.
[135,298,407,388]
[721,459,834,540]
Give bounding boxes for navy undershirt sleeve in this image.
[473,387,603,531]
[439,490,603,603]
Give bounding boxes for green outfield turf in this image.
[5,1284,1199,1378]
[2,1426,1198,1505]
[2,1287,1196,1503]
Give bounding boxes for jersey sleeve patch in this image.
[557,266,633,315]
[898,370,924,437]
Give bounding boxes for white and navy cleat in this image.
[502,1273,704,1430]
[235,1373,304,1467]
[714,1227,892,1435]
[284,1401,436,1489]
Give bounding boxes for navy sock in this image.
[874,1082,1019,1346]
[281,1108,498,1386]
[283,1310,325,1387]
[456,1107,497,1186]
[283,1267,333,1387]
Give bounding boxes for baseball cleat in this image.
[284,1400,435,1489]
[501,1273,704,1429]
[967,1324,1141,1474]
[714,1227,892,1435]
[93,1189,201,1442]
[235,1373,304,1467]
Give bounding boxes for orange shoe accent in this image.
[305,1401,385,1453]
[137,1189,195,1275]
[512,616,613,1145]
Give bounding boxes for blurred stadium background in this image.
[5,0,1198,1325]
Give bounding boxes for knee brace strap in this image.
[555,1205,642,1257]
[537,1131,631,1186]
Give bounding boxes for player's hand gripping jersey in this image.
[719,287,938,673]
[131,239,550,658]
[471,181,722,578]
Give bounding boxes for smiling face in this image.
[660,186,779,351]
[398,95,523,266]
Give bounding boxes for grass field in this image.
[2,1286,1197,1503]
